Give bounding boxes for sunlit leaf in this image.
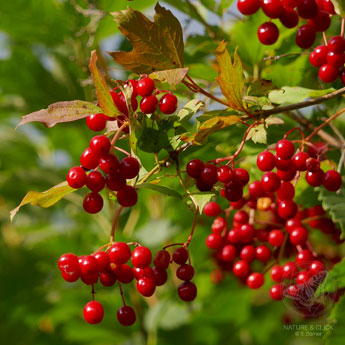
[247,124,267,144]
[333,0,345,16]
[177,99,204,122]
[150,67,189,88]
[190,192,217,214]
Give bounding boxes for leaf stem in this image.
[110,206,123,243]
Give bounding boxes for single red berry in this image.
[100,271,117,286]
[261,171,281,192]
[137,276,156,297]
[306,158,320,172]
[140,95,158,114]
[99,153,119,174]
[153,250,170,269]
[79,255,98,275]
[296,249,315,268]
[309,45,328,67]
[211,216,226,233]
[230,198,246,209]
[114,264,135,284]
[232,168,250,187]
[257,151,276,171]
[256,245,272,262]
[233,210,249,224]
[319,64,339,83]
[80,147,100,170]
[108,242,131,265]
[221,244,237,262]
[270,284,284,300]
[279,7,299,29]
[278,200,298,220]
[225,183,243,202]
[277,182,295,201]
[117,186,138,207]
[282,261,298,280]
[268,229,285,246]
[233,260,251,278]
[248,180,264,199]
[240,245,256,262]
[258,22,279,45]
[186,159,204,178]
[239,224,255,243]
[173,247,189,265]
[326,51,345,68]
[247,272,264,289]
[178,281,197,301]
[328,35,345,54]
[80,271,99,285]
[137,78,155,97]
[86,113,109,131]
[120,157,140,179]
[323,0,336,14]
[296,270,310,285]
[293,151,310,171]
[176,264,195,281]
[93,251,110,272]
[276,139,295,159]
[227,228,241,243]
[296,25,316,49]
[200,164,218,186]
[217,165,233,183]
[86,171,105,192]
[159,93,178,114]
[275,156,292,171]
[117,306,136,326]
[131,246,152,268]
[277,166,297,182]
[58,253,80,282]
[309,260,325,276]
[152,266,168,286]
[237,0,260,15]
[83,301,104,324]
[105,172,126,191]
[203,201,221,217]
[67,166,87,189]
[271,265,284,282]
[286,218,302,233]
[306,169,324,187]
[290,226,308,245]
[323,170,342,191]
[206,233,223,249]
[261,0,283,18]
[133,266,154,280]
[89,135,111,155]
[297,0,319,19]
[83,192,103,213]
[285,284,300,298]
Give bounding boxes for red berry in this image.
[159,93,178,114]
[86,113,109,131]
[173,247,189,265]
[178,281,197,301]
[99,153,119,174]
[117,306,136,326]
[227,228,241,243]
[232,168,250,187]
[79,255,98,276]
[108,242,131,265]
[67,166,87,189]
[120,157,140,179]
[225,183,243,202]
[275,156,292,171]
[306,158,320,172]
[221,244,237,262]
[114,264,134,284]
[233,260,250,278]
[277,181,295,201]
[177,264,195,281]
[323,170,342,191]
[286,218,302,233]
[277,166,297,182]
[296,249,315,268]
[93,251,110,272]
[306,169,324,187]
[268,229,285,246]
[261,171,281,192]
[58,253,80,282]
[217,165,233,183]
[297,0,319,19]
[319,64,339,83]
[279,7,299,29]
[328,35,345,54]
[233,210,249,224]
[257,151,276,171]
[256,244,272,262]
[249,180,264,199]
[239,224,255,243]
[240,245,256,262]
[86,171,105,192]
[293,151,310,171]
[100,271,117,286]
[276,139,295,159]
[131,246,152,268]
[237,0,261,15]
[247,272,264,289]
[290,226,308,245]
[309,260,325,276]
[83,192,103,213]
[137,78,155,97]
[80,147,100,170]
[117,186,138,207]
[80,271,99,285]
[308,10,331,32]
[105,172,126,191]
[212,216,226,233]
[153,250,170,269]
[186,159,204,178]
[309,45,328,67]
[285,284,300,297]
[323,0,336,14]
[270,284,284,300]
[125,79,138,97]
[137,276,156,297]
[282,261,298,280]
[296,270,310,285]
[152,266,168,286]
[326,51,345,68]
[200,164,218,186]
[140,95,158,114]
[83,301,104,324]
[271,265,284,282]
[258,22,279,45]
[278,200,298,220]
[206,233,223,249]
[89,135,111,155]
[133,266,154,280]
[203,201,221,217]
[261,0,283,18]
[296,25,316,49]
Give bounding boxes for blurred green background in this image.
[1,1,343,345]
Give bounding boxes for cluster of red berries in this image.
[58,243,197,326]
[86,77,178,132]
[66,135,140,213]
[237,0,335,47]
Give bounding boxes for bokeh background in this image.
[1,1,343,345]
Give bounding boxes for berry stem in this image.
[323,32,328,46]
[110,206,123,243]
[283,127,305,141]
[185,209,198,248]
[111,122,128,146]
[92,242,111,254]
[91,284,95,301]
[163,243,184,250]
[113,146,131,156]
[341,18,345,37]
[118,282,126,306]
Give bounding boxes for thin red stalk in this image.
[110,206,123,243]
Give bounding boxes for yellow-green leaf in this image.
[247,124,267,144]
[333,0,345,16]
[181,115,241,144]
[150,67,189,88]
[89,50,121,118]
[10,182,76,221]
[215,41,245,111]
[16,100,102,128]
[108,3,184,74]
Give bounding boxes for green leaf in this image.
[190,192,216,214]
[136,183,182,199]
[10,181,75,221]
[268,86,335,106]
[324,294,345,344]
[333,0,345,16]
[318,177,345,239]
[149,67,189,88]
[109,3,184,74]
[16,101,102,128]
[247,79,276,97]
[215,42,245,111]
[177,99,204,122]
[88,50,121,118]
[247,124,267,144]
[181,115,241,144]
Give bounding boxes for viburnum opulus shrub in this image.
[11,1,345,333]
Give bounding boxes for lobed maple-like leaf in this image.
[16,100,102,128]
[215,41,245,111]
[150,67,189,88]
[108,3,184,74]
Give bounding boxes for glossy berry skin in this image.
[58,253,80,282]
[108,242,131,265]
[248,181,264,199]
[83,301,104,324]
[309,260,325,276]
[297,0,319,19]
[80,147,100,170]
[89,135,111,155]
[256,245,271,262]
[99,153,119,174]
[268,229,284,246]
[296,25,316,49]
[177,264,195,281]
[282,261,298,280]
[137,78,155,97]
[117,306,136,326]
[200,164,218,186]
[212,217,226,233]
[131,246,152,268]
[114,264,134,284]
[117,186,138,207]
[308,10,331,32]
[319,64,339,83]
[277,182,295,201]
[178,281,197,301]
[293,152,310,171]
[309,45,328,67]
[233,210,249,224]
[276,139,295,159]
[83,192,103,213]
[258,22,279,45]
[221,244,237,262]
[237,0,261,15]
[275,156,291,171]
[270,284,284,300]
[306,169,324,187]
[261,0,283,19]
[232,168,250,187]
[79,255,98,275]
[290,226,308,246]
[173,247,189,265]
[120,157,140,179]
[296,270,310,285]
[217,165,233,183]
[323,170,342,191]
[326,51,345,69]
[206,233,223,249]
[86,171,105,192]
[279,7,299,29]
[227,228,241,243]
[323,0,336,14]
[240,245,256,262]
[296,249,314,268]
[86,113,109,131]
[271,265,284,282]
[152,267,168,286]
[159,93,178,114]
[186,159,204,178]
[261,172,281,193]
[93,251,110,272]
[153,250,170,269]
[306,158,320,172]
[67,166,87,189]
[328,36,345,54]
[257,151,275,171]
[233,260,250,278]
[277,166,296,182]
[100,271,117,286]
[239,224,255,243]
[247,272,264,289]
[140,95,158,114]
[105,172,126,191]
[203,202,221,217]
[278,200,298,220]
[137,276,156,297]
